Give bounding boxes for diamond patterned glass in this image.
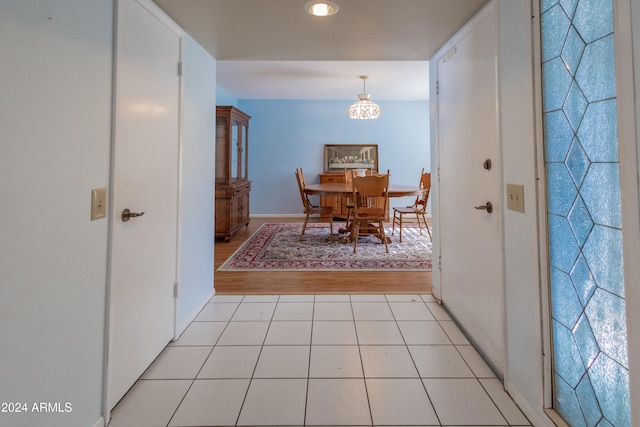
[540,0,629,425]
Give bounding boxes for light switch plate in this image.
[91,188,107,220]
[506,184,525,213]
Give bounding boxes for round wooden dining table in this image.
[304,182,420,197]
[304,182,421,243]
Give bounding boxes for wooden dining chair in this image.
[295,167,334,241]
[392,168,432,242]
[351,170,390,253]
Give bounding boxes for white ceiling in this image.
[152,0,489,100]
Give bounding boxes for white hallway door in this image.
[435,4,505,375]
[108,0,181,409]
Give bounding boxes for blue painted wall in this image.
[232,99,430,215]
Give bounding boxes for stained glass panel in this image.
[540,0,629,425]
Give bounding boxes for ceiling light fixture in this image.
[304,1,339,17]
[348,76,381,120]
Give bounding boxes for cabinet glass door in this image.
[231,120,238,179]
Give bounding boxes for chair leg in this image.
[392,211,398,236]
[300,214,310,240]
[379,220,389,253]
[398,214,403,243]
[422,213,432,240]
[352,221,359,253]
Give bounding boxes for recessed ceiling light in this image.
[305,1,339,17]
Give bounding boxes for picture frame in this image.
[324,144,378,173]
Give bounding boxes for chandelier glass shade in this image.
[348,76,381,120]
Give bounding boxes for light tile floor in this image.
[109,294,531,427]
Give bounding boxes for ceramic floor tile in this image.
[272,302,314,321]
[351,302,394,320]
[312,321,358,345]
[313,302,353,320]
[457,345,497,378]
[397,320,452,345]
[389,302,435,321]
[350,294,387,302]
[423,378,508,426]
[264,321,312,345]
[385,294,423,302]
[168,379,250,427]
[421,294,437,303]
[366,378,440,426]
[237,379,307,426]
[243,294,280,302]
[197,346,261,379]
[480,378,531,425]
[210,294,244,303]
[217,321,270,345]
[278,294,315,302]
[315,294,351,302]
[231,302,276,321]
[141,346,211,379]
[426,301,452,320]
[355,321,405,345]
[409,345,475,378]
[439,320,471,345]
[195,302,239,321]
[170,321,227,346]
[254,345,310,378]
[360,345,419,378]
[108,379,191,427]
[305,378,371,426]
[309,345,364,378]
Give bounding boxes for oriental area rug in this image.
[218,223,432,271]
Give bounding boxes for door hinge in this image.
[436,81,439,95]
[173,282,179,298]
[177,62,183,77]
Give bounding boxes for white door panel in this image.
[436,5,505,374]
[108,0,180,409]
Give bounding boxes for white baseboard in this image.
[250,214,305,218]
[504,378,556,427]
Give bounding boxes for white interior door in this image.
[436,5,505,375]
[108,0,180,409]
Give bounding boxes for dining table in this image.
[304,182,421,243]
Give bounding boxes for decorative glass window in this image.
[540,0,630,425]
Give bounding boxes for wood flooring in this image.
[214,217,432,295]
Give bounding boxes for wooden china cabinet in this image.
[215,106,251,241]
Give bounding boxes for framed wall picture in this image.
[324,144,378,173]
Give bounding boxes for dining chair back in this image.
[351,170,390,253]
[295,168,334,241]
[391,168,432,242]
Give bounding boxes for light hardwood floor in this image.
[214,217,432,294]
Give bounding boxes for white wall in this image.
[0,1,113,426]
[497,1,547,424]
[176,34,217,333]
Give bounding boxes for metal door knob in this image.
[121,208,145,222]
[474,202,493,214]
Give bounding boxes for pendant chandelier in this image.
[348,75,381,120]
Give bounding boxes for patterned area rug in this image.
[218,223,432,271]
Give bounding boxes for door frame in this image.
[102,0,184,423]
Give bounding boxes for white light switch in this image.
[506,184,525,213]
[91,188,107,220]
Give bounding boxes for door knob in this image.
[474,202,493,214]
[121,208,145,222]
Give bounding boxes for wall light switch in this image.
[91,188,107,220]
[506,184,525,213]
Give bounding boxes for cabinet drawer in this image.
[319,174,345,183]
